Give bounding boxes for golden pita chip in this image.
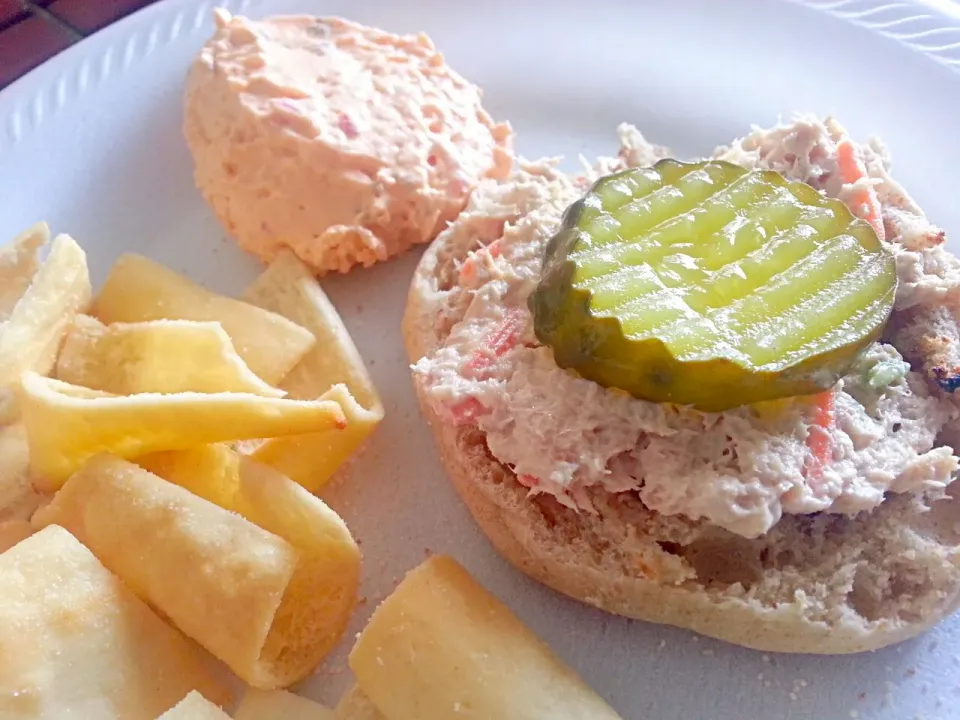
[0,423,45,522]
[38,454,360,690]
[0,525,231,718]
[243,251,384,491]
[250,384,377,491]
[0,222,48,320]
[94,253,315,386]
[156,691,231,720]
[334,686,386,720]
[0,234,91,424]
[349,556,625,720]
[234,689,334,720]
[19,372,345,490]
[56,315,283,397]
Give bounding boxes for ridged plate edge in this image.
[1,0,251,155]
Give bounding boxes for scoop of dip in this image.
[184,10,514,274]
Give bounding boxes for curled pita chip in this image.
[248,384,376,493]
[243,251,384,491]
[0,222,48,320]
[93,254,315,385]
[334,686,386,720]
[0,390,16,426]
[349,556,624,720]
[36,454,360,690]
[0,233,91,424]
[0,423,46,523]
[0,234,90,384]
[156,691,231,720]
[18,372,345,490]
[234,689,334,720]
[56,315,283,397]
[0,525,230,719]
[139,444,361,684]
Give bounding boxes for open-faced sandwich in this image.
[404,116,960,653]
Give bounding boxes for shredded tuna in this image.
[717,115,960,389]
[413,117,960,538]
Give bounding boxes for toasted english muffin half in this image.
[402,140,960,653]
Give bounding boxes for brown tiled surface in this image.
[0,14,73,87]
[49,0,158,34]
[0,0,22,18]
[0,0,27,28]
[0,0,161,90]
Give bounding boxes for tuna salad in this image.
[412,117,960,539]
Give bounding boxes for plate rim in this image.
[3,0,960,158]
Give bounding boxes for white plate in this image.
[3,0,960,717]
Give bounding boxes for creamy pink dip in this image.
[185,10,513,274]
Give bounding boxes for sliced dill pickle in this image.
[529,160,897,411]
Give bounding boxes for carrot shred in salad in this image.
[836,138,885,242]
[795,139,876,479]
[518,474,539,488]
[463,306,524,377]
[804,390,836,479]
[452,151,865,481]
[450,396,487,426]
[450,306,525,425]
[458,240,502,283]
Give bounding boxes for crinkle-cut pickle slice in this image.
[529,159,897,412]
